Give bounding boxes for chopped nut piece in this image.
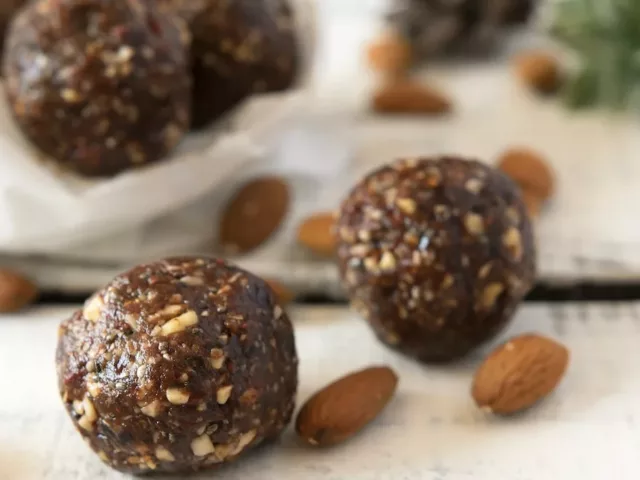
[73,399,85,415]
[83,295,104,322]
[234,430,257,455]
[191,434,215,457]
[210,349,225,369]
[217,385,233,405]
[464,213,485,236]
[482,283,505,308]
[83,397,97,422]
[155,446,175,462]
[166,388,190,405]
[396,198,417,215]
[503,227,523,261]
[158,305,183,318]
[141,400,162,418]
[160,311,198,336]
[378,251,396,271]
[179,276,205,286]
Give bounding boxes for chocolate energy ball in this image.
[160,0,300,128]
[56,257,297,474]
[3,0,191,177]
[0,0,26,53]
[336,157,536,363]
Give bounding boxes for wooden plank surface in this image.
[2,304,639,479]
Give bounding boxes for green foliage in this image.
[550,0,640,110]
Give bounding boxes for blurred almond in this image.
[219,176,290,254]
[515,51,562,95]
[296,366,398,447]
[264,278,295,305]
[0,269,38,313]
[498,148,555,202]
[366,32,412,76]
[297,212,336,258]
[372,79,451,115]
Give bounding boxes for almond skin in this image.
[219,176,290,254]
[0,269,38,313]
[296,366,399,447]
[472,333,569,415]
[515,51,562,95]
[264,278,295,305]
[497,148,555,202]
[297,212,336,258]
[372,79,452,115]
[366,32,412,76]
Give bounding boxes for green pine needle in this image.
[550,0,640,110]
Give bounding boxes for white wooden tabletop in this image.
[2,304,640,479]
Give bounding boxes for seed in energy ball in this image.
[3,0,191,177]
[56,257,297,474]
[336,157,536,363]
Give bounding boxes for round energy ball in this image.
[3,0,191,177]
[336,157,536,363]
[56,257,298,474]
[160,0,300,128]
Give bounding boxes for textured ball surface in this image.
[336,157,536,362]
[3,0,191,177]
[161,0,300,128]
[56,257,298,474]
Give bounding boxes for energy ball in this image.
[336,157,536,363]
[160,0,300,128]
[3,0,191,177]
[56,257,298,474]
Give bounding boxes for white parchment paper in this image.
[0,0,321,257]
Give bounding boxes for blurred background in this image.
[0,0,639,304]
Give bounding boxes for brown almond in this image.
[297,212,336,258]
[372,79,452,115]
[515,51,562,95]
[472,333,569,415]
[0,269,38,313]
[296,366,398,447]
[219,176,290,254]
[497,148,555,202]
[366,32,412,76]
[264,278,295,305]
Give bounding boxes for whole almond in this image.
[472,333,569,415]
[297,212,336,257]
[219,176,290,254]
[372,79,452,115]
[515,51,562,95]
[264,278,295,305]
[497,148,555,203]
[366,32,412,76]
[0,269,38,313]
[296,366,398,447]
